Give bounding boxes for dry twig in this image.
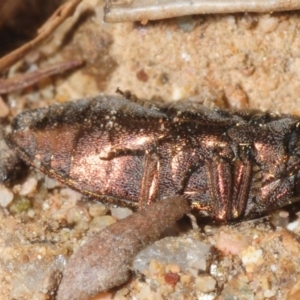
[0,59,83,94]
[0,0,83,72]
[0,1,7,12]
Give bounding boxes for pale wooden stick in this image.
[104,0,300,23]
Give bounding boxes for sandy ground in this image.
[2,0,300,299]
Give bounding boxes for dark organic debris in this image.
[0,59,83,94]
[0,126,24,184]
[57,196,190,300]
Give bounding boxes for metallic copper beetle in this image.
[8,94,300,222]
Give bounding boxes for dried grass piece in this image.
[0,0,82,72]
[0,59,83,94]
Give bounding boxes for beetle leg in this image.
[247,176,296,218]
[138,151,159,209]
[230,146,253,219]
[206,145,253,221]
[177,154,203,195]
[206,154,232,221]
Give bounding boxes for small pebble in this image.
[0,97,9,118]
[195,275,216,293]
[110,207,132,219]
[66,206,91,225]
[164,271,180,287]
[270,210,289,228]
[165,264,180,274]
[180,274,192,285]
[27,209,35,218]
[0,185,14,207]
[240,246,263,272]
[215,231,250,255]
[176,16,197,32]
[148,259,165,278]
[19,177,37,196]
[287,219,299,231]
[88,203,109,217]
[114,288,130,299]
[259,16,279,33]
[136,69,148,82]
[44,176,60,189]
[133,235,211,273]
[75,221,90,232]
[270,264,277,273]
[89,216,116,231]
[224,84,248,110]
[264,289,276,298]
[9,197,31,214]
[90,292,114,299]
[60,188,82,204]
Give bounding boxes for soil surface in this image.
[1,1,300,299]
